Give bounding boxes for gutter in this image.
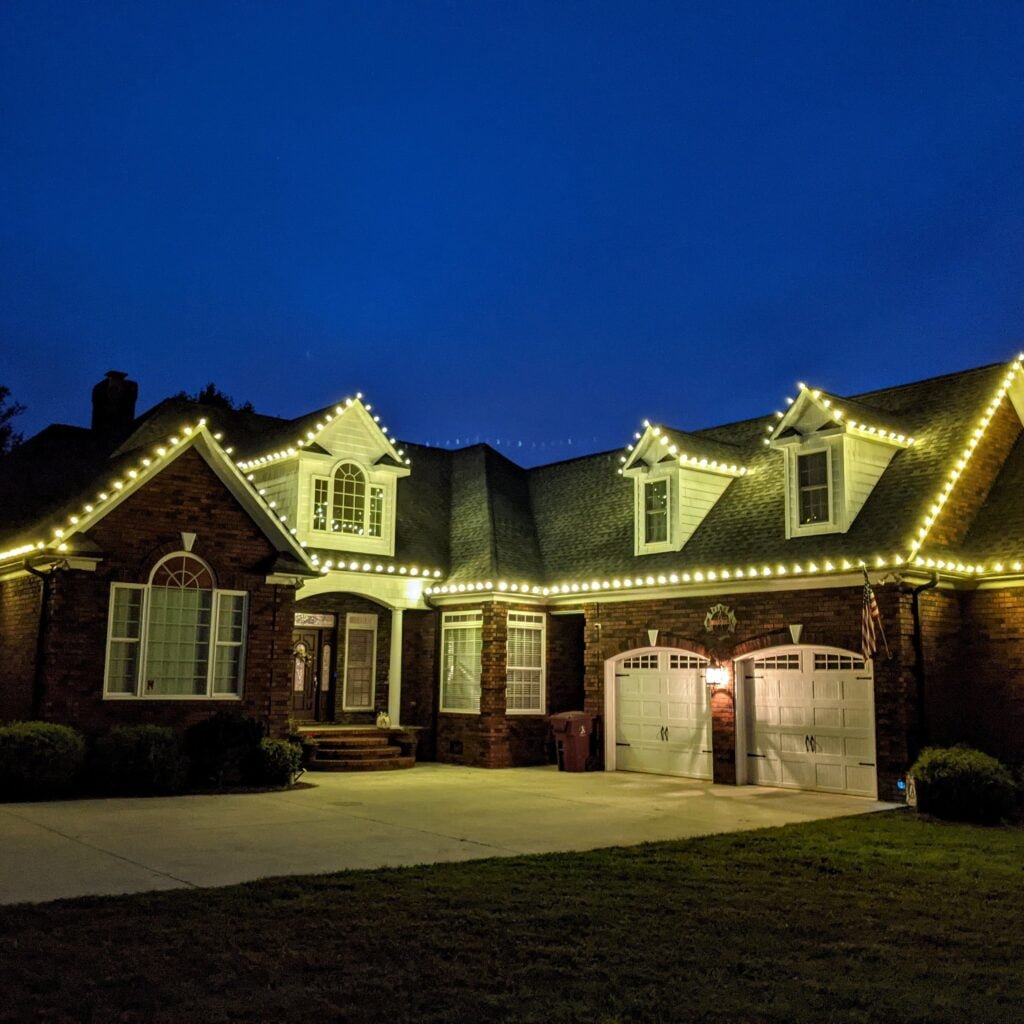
[23,560,52,719]
[910,573,939,754]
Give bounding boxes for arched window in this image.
[333,463,366,534]
[104,552,247,699]
[311,462,385,538]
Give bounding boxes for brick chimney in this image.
[91,370,138,439]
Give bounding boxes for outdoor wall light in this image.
[705,664,730,687]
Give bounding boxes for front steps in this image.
[297,726,418,772]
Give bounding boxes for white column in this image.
[388,607,404,725]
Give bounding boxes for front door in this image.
[291,630,320,718]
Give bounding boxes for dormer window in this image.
[644,479,669,543]
[797,452,830,525]
[769,384,914,538]
[622,424,745,556]
[312,463,385,538]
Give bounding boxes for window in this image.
[440,611,482,713]
[644,479,669,543]
[343,613,377,710]
[621,653,660,669]
[506,612,545,714]
[311,463,385,537]
[753,653,802,671]
[797,451,830,525]
[104,553,247,699]
[814,652,866,672]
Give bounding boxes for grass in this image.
[0,810,1021,1023]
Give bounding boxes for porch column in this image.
[388,608,404,725]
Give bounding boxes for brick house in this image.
[2,358,1022,800]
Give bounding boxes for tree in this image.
[177,383,254,413]
[0,385,25,455]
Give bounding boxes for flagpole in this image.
[863,567,891,660]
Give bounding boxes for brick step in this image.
[312,744,402,760]
[307,756,416,772]
[308,736,396,749]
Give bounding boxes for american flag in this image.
[861,574,882,661]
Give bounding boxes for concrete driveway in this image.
[0,764,896,905]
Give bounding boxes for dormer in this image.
[242,396,411,558]
[766,385,914,538]
[621,424,747,555]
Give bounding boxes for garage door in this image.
[742,647,876,797]
[615,651,712,780]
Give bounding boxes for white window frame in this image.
[440,610,483,714]
[309,461,387,539]
[342,612,378,711]
[103,554,248,701]
[633,467,678,555]
[506,611,546,715]
[784,440,842,538]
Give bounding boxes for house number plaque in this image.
[704,603,736,634]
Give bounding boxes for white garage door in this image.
[615,651,712,780]
[743,647,876,797]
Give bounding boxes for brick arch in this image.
[605,636,714,662]
[730,628,860,659]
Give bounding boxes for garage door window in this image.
[814,652,865,671]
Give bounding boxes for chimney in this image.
[91,370,138,439]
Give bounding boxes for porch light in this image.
[705,664,730,687]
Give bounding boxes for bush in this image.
[0,722,86,801]
[910,745,1017,824]
[184,712,265,788]
[251,738,303,787]
[90,725,188,796]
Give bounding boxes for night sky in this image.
[2,2,1023,465]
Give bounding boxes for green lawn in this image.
[1,810,1021,1023]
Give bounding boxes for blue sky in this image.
[2,1,1023,464]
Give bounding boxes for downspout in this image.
[910,573,939,755]
[24,561,51,719]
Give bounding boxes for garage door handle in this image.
[858,762,875,767]
[616,742,631,747]
[747,753,766,758]
[701,748,713,754]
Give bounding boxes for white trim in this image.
[505,611,546,715]
[388,608,404,725]
[103,582,145,696]
[342,612,378,711]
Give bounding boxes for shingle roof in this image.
[3,361,1018,582]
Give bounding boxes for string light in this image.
[908,356,1022,556]
[236,392,412,470]
[766,384,914,447]
[0,419,310,570]
[619,422,749,477]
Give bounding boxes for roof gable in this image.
[0,418,315,573]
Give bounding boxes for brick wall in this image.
[581,583,915,799]
[928,400,1023,549]
[29,447,298,737]
[294,593,392,724]
[915,587,965,747]
[401,609,438,759]
[960,587,1024,764]
[0,574,43,721]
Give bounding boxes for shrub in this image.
[910,745,1017,824]
[0,722,86,801]
[251,738,303,787]
[90,725,188,796]
[184,712,265,788]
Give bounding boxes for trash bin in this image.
[549,711,597,772]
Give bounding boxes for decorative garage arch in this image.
[734,644,877,797]
[603,647,713,779]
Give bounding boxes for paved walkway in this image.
[0,764,897,904]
